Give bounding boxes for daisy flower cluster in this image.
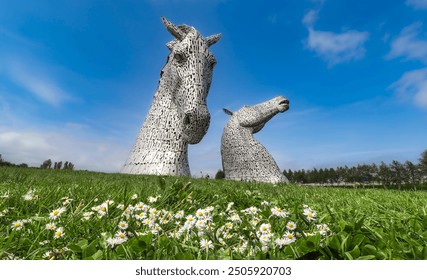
[77,194,333,258]
[46,207,66,239]
[2,188,332,260]
[5,197,71,259]
[22,189,39,201]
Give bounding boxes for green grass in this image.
[1,167,427,260]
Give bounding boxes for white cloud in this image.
[406,0,427,9]
[302,10,369,66]
[390,67,427,108]
[0,128,129,172]
[306,28,369,65]
[6,60,71,107]
[386,22,427,63]
[302,10,318,27]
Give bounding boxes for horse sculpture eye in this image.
[174,53,186,64]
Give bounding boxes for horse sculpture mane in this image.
[122,17,221,176]
[221,96,290,183]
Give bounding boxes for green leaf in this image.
[91,250,104,260]
[344,252,354,260]
[175,252,194,260]
[340,234,350,253]
[348,245,361,259]
[326,235,341,252]
[76,239,89,249]
[139,232,153,246]
[354,216,365,230]
[83,240,98,259]
[351,234,367,248]
[422,246,427,260]
[362,244,377,256]
[68,244,82,253]
[357,255,376,260]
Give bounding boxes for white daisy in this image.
[174,210,184,219]
[49,207,66,220]
[303,207,317,221]
[271,207,289,218]
[286,221,297,231]
[200,238,214,250]
[118,221,128,230]
[196,208,205,219]
[283,231,296,243]
[259,223,271,234]
[45,223,56,230]
[11,220,24,231]
[54,227,65,239]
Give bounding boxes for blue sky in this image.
[1,0,427,176]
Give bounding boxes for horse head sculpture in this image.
[221,96,290,183]
[122,17,221,176]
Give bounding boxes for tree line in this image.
[0,154,75,170]
[0,154,29,168]
[40,159,75,170]
[283,150,427,190]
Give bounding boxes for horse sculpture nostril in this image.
[184,114,191,125]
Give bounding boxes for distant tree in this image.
[215,170,225,179]
[57,161,63,169]
[404,160,421,190]
[293,169,307,184]
[327,168,339,184]
[419,150,427,182]
[40,159,52,169]
[389,160,405,189]
[377,162,392,188]
[283,169,293,182]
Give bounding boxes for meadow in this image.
[1,167,426,260]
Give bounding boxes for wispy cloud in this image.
[386,22,427,63]
[302,10,369,66]
[406,0,427,9]
[302,10,318,26]
[5,59,71,107]
[390,67,427,108]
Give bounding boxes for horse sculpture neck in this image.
[122,17,220,176]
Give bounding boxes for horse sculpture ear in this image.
[223,108,233,116]
[161,16,185,40]
[206,34,221,47]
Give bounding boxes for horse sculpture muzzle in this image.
[182,104,210,144]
